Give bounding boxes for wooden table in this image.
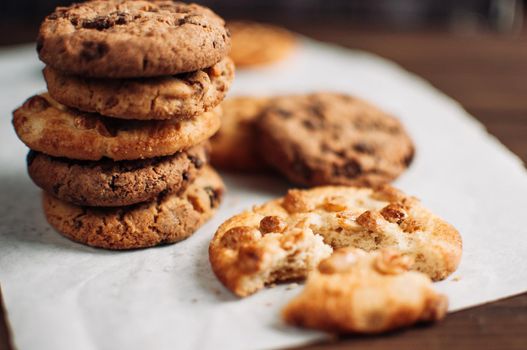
[1,26,526,350]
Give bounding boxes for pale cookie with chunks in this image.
[27,143,209,207]
[38,1,231,77]
[209,185,461,296]
[43,57,234,120]
[257,93,415,186]
[12,94,221,161]
[43,166,224,250]
[210,96,270,171]
[228,21,296,68]
[282,248,448,333]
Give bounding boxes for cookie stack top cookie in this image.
[37,0,230,78]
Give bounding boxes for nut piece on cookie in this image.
[209,211,333,297]
[209,184,461,297]
[257,92,415,187]
[282,248,448,334]
[228,21,296,68]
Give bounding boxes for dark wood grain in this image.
[1,25,526,350]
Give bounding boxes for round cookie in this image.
[37,1,231,78]
[43,165,224,250]
[27,143,209,207]
[282,248,448,334]
[12,94,221,161]
[209,185,461,297]
[257,92,415,187]
[210,96,270,171]
[43,57,235,120]
[228,21,295,68]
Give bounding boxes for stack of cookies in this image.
[12,0,234,249]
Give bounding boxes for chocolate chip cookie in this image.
[209,184,461,296]
[44,57,235,120]
[28,143,209,207]
[210,96,270,171]
[43,165,224,250]
[37,0,231,77]
[12,94,221,161]
[257,93,415,187]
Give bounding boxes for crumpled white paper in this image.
[1,38,527,350]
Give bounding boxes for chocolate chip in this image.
[309,103,325,119]
[104,96,118,109]
[333,160,361,178]
[188,155,203,169]
[80,41,109,61]
[302,119,316,130]
[274,108,293,119]
[114,12,131,25]
[82,16,113,30]
[182,171,189,181]
[292,154,312,181]
[353,142,375,155]
[204,186,221,208]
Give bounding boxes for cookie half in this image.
[209,185,461,296]
[228,21,295,68]
[43,166,224,250]
[257,93,415,186]
[282,248,448,333]
[28,143,209,207]
[37,1,230,77]
[13,94,221,161]
[44,57,235,120]
[210,96,270,171]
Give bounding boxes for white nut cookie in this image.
[209,185,461,297]
[282,248,448,333]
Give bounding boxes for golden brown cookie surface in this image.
[210,96,270,172]
[28,143,209,207]
[38,1,231,77]
[209,185,461,296]
[228,21,295,68]
[282,248,448,333]
[257,93,415,186]
[13,94,221,161]
[44,57,234,120]
[43,166,224,250]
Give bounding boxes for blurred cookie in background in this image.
[210,96,271,172]
[257,92,415,187]
[228,21,296,68]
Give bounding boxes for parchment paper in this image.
[1,38,527,350]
